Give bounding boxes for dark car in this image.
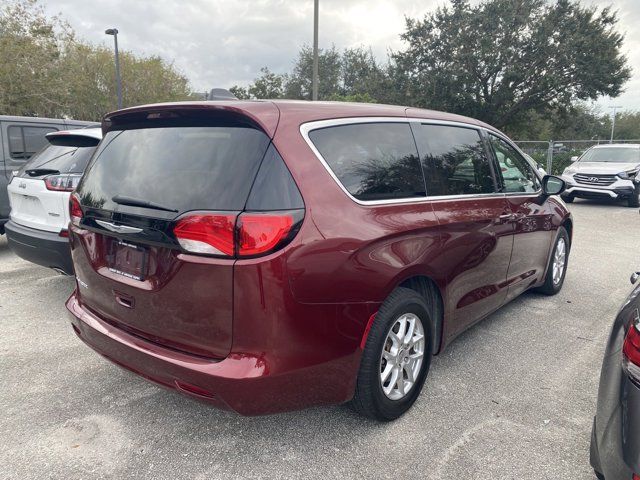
[66,100,572,420]
[590,274,640,479]
[5,128,101,275]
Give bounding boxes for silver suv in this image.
[560,144,640,207]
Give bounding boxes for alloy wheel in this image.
[379,313,425,401]
[552,237,566,285]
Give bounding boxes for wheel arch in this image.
[562,217,573,244]
[397,275,445,355]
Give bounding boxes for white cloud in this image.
[44,0,640,111]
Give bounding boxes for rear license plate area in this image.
[106,239,148,281]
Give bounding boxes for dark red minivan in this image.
[66,100,572,420]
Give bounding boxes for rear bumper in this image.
[4,220,73,274]
[66,292,361,415]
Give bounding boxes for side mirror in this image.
[542,175,566,196]
[570,156,579,162]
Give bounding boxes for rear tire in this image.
[628,184,640,207]
[351,287,434,421]
[535,226,569,295]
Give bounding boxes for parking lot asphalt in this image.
[0,200,637,480]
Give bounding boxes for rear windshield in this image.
[581,147,640,163]
[21,144,96,174]
[77,126,270,213]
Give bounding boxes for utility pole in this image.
[105,28,123,109]
[312,0,319,101]
[609,105,623,144]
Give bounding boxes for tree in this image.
[393,0,631,130]
[611,111,640,140]
[228,85,250,99]
[248,67,286,99]
[285,45,342,100]
[0,0,192,120]
[0,0,73,117]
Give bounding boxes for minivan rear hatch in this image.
[71,105,278,358]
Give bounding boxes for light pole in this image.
[312,0,319,101]
[609,105,622,144]
[105,28,123,109]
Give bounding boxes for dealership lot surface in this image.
[0,201,635,480]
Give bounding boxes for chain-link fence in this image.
[514,139,640,175]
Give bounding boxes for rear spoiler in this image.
[46,130,101,148]
[102,101,280,138]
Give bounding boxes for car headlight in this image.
[618,169,640,180]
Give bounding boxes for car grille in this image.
[573,173,617,186]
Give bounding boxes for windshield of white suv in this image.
[580,147,640,163]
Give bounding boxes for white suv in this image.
[560,144,640,207]
[5,128,102,274]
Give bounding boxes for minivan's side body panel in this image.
[66,101,572,415]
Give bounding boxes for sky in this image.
[43,0,640,112]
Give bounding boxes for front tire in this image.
[351,287,434,421]
[535,226,569,295]
[561,193,574,203]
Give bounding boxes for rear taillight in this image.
[69,193,83,227]
[173,214,236,256]
[173,211,301,258]
[45,174,81,192]
[237,213,294,256]
[623,316,640,383]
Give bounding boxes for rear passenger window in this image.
[308,123,425,202]
[8,126,57,161]
[415,125,495,196]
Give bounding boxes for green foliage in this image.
[248,67,286,99]
[393,0,631,130]
[243,46,386,102]
[228,85,250,100]
[239,0,632,140]
[0,0,192,120]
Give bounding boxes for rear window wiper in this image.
[112,195,178,213]
[25,168,60,177]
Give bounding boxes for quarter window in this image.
[415,124,495,196]
[489,135,540,193]
[308,122,425,202]
[8,126,57,162]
